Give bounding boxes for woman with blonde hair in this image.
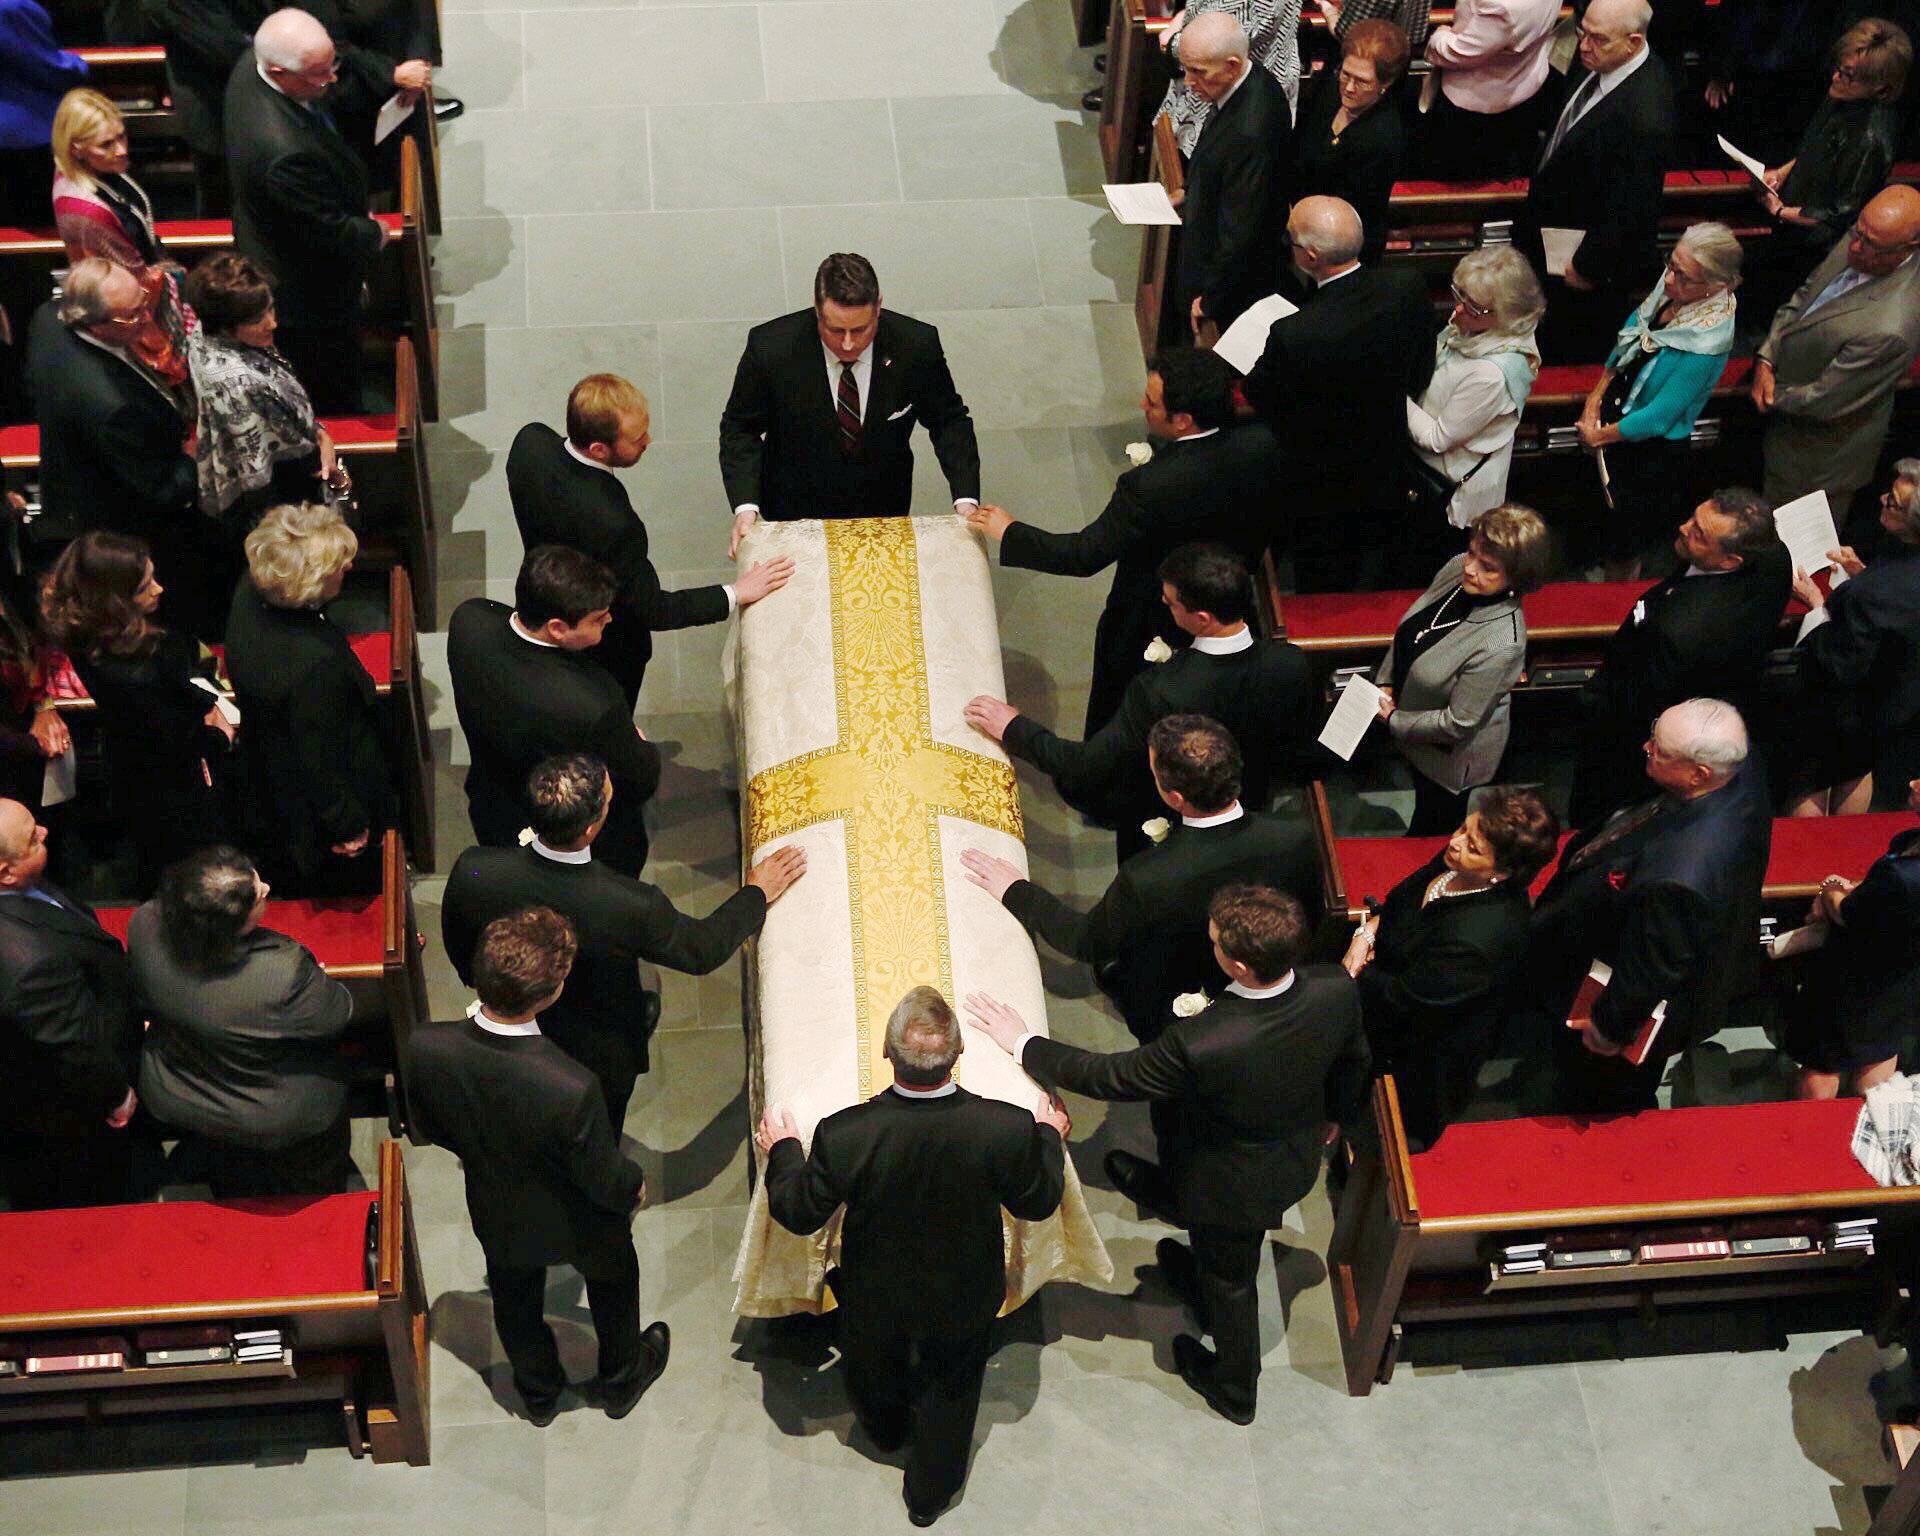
[224,503,396,893]
[51,87,162,273]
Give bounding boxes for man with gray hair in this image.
[1526,697,1773,1113]
[1172,10,1293,336]
[1242,194,1434,589]
[224,6,394,410]
[756,985,1069,1524]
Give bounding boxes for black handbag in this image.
[1402,446,1492,521]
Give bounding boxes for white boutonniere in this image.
[1143,636,1174,663]
[1125,441,1154,467]
[1171,991,1211,1018]
[1141,816,1171,844]
[517,827,536,846]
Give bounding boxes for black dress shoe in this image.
[906,1495,947,1526]
[1105,1149,1174,1220]
[1172,1335,1254,1426]
[603,1322,671,1419]
[432,94,465,124]
[642,989,663,1034]
[1094,51,1106,71]
[1155,1237,1210,1329]
[1081,87,1104,112]
[521,1395,560,1428]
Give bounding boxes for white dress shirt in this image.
[529,836,591,865]
[890,1079,958,1098]
[1225,972,1296,1000]
[468,999,542,1037]
[1182,802,1246,829]
[1191,626,1255,655]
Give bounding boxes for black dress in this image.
[1782,827,1920,1073]
[73,629,232,894]
[1355,849,1532,1148]
[1293,73,1406,263]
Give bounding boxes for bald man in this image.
[1754,184,1920,529]
[1240,196,1434,590]
[225,6,395,410]
[1519,0,1676,362]
[1173,11,1293,335]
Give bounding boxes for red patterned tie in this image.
[836,361,862,455]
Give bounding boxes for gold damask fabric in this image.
[727,516,1112,1318]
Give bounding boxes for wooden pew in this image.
[93,829,431,1130]
[1134,113,1185,357]
[0,1138,430,1463]
[1328,1078,1920,1395]
[39,565,437,873]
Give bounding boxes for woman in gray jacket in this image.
[1374,504,1552,833]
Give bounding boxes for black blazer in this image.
[0,885,139,1139]
[130,900,353,1151]
[1355,850,1532,1147]
[1521,50,1678,293]
[24,301,196,552]
[718,308,980,521]
[1242,264,1435,522]
[1813,826,1920,1050]
[1530,760,1773,1050]
[506,423,731,705]
[446,599,661,876]
[1293,76,1405,263]
[1799,541,1920,793]
[224,578,398,884]
[223,55,383,328]
[1021,969,1371,1229]
[1002,638,1317,826]
[407,1018,645,1271]
[1571,547,1792,827]
[1178,63,1294,327]
[1005,808,1320,1036]
[440,843,766,1093]
[765,1086,1064,1337]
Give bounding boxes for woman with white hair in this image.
[1405,247,1545,568]
[1156,0,1304,150]
[1577,222,1744,577]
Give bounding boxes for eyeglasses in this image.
[1336,67,1378,91]
[1663,255,1709,283]
[1850,221,1919,253]
[1450,285,1493,318]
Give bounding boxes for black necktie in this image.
[836,362,862,455]
[1569,796,1666,871]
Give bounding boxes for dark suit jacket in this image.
[1529,760,1773,1049]
[0,885,139,1139]
[440,843,765,1099]
[1521,50,1678,293]
[1021,969,1371,1229]
[765,1086,1064,1337]
[1355,850,1532,1147]
[1570,547,1792,828]
[24,302,196,552]
[718,308,980,521]
[1799,541,1920,793]
[225,578,399,883]
[408,1018,645,1271]
[1815,826,1920,1050]
[224,55,383,328]
[1242,264,1435,527]
[1005,808,1319,1036]
[447,599,661,876]
[130,901,353,1150]
[1002,638,1317,827]
[506,423,731,706]
[1178,63,1293,327]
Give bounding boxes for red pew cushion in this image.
[1279,581,1655,646]
[94,895,385,969]
[0,1191,376,1318]
[0,416,395,463]
[1411,1098,1873,1218]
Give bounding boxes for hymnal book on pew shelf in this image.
[1637,1238,1732,1263]
[24,1334,129,1374]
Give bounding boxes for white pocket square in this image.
[886,405,913,421]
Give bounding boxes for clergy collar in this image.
[890,1079,957,1099]
[1183,802,1245,829]
[509,613,560,648]
[530,835,591,865]
[468,999,541,1037]
[563,438,616,476]
[1191,626,1253,655]
[1227,971,1296,1000]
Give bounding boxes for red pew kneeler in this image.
[94,896,385,974]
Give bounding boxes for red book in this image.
[1565,961,1665,1065]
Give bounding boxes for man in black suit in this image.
[968,884,1371,1426]
[507,374,794,709]
[961,715,1318,1040]
[24,261,212,630]
[0,802,143,1209]
[1241,197,1436,591]
[224,6,394,411]
[756,987,1068,1524]
[1527,699,1773,1113]
[1569,488,1791,829]
[442,753,807,1127]
[408,907,667,1425]
[1519,0,1677,363]
[448,546,661,877]
[965,543,1316,862]
[1171,11,1293,335]
[719,252,981,555]
[966,349,1281,735]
